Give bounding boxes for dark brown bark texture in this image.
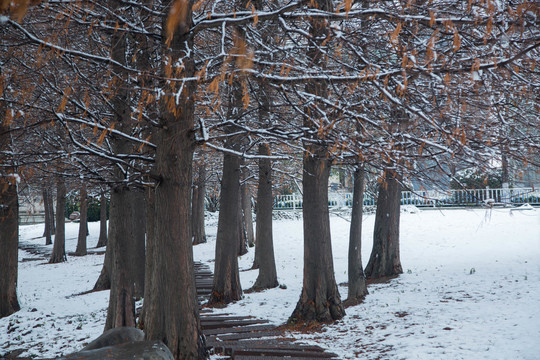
[210,151,243,305]
[252,143,278,290]
[96,193,108,247]
[132,189,146,299]
[241,168,255,248]
[105,187,136,330]
[289,0,344,324]
[289,145,345,323]
[143,2,207,358]
[346,166,368,304]
[237,193,248,256]
[105,7,136,331]
[192,162,206,245]
[364,169,403,279]
[42,188,52,245]
[0,169,20,318]
[75,184,88,256]
[50,179,67,264]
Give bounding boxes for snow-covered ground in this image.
[1,206,539,359]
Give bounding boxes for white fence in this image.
[274,187,540,210]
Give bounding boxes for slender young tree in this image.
[345,165,368,305]
[241,167,255,248]
[192,161,206,245]
[364,169,403,280]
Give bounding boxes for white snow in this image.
[1,208,539,359]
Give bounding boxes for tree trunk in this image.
[345,166,368,305]
[289,0,344,325]
[75,183,88,256]
[364,169,403,280]
[42,188,52,245]
[132,189,146,299]
[105,186,136,330]
[96,193,108,247]
[241,169,255,248]
[289,144,345,324]
[143,2,207,358]
[49,189,56,235]
[192,163,206,245]
[209,152,243,305]
[0,167,20,318]
[238,193,248,256]
[50,179,67,264]
[141,186,155,329]
[252,143,278,290]
[104,2,136,331]
[93,239,111,291]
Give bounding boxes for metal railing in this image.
[274,187,539,210]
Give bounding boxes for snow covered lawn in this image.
[1,207,539,359]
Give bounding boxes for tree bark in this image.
[364,169,403,280]
[241,168,255,248]
[209,152,243,305]
[105,186,136,330]
[42,188,52,245]
[345,166,368,305]
[237,193,248,256]
[50,179,67,264]
[289,0,344,324]
[49,189,56,235]
[192,163,206,245]
[132,189,146,299]
[289,144,345,324]
[0,156,20,318]
[96,193,108,247]
[104,2,136,330]
[252,143,278,290]
[75,183,88,256]
[143,2,207,358]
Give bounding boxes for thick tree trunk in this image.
[143,2,206,358]
[75,184,88,256]
[345,166,368,305]
[50,179,67,264]
[241,169,255,248]
[192,163,206,245]
[132,189,146,299]
[96,193,108,247]
[252,143,278,290]
[42,188,52,245]
[105,187,136,330]
[364,169,403,280]
[209,152,243,305]
[141,186,155,329]
[0,169,20,318]
[289,144,345,324]
[105,3,136,331]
